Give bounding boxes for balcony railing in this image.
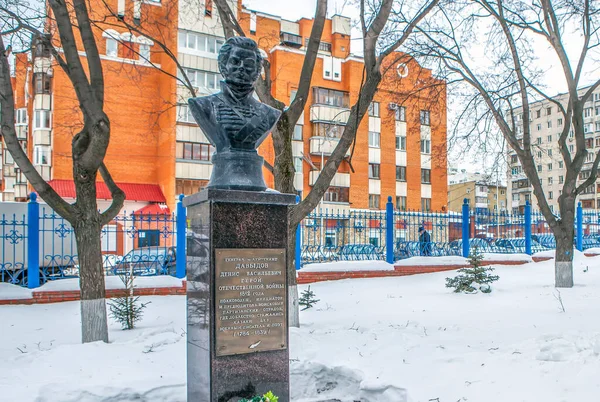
[280,32,302,48]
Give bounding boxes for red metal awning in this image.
[133,204,171,215]
[48,180,167,203]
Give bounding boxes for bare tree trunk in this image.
[76,218,108,343]
[74,169,108,343]
[272,118,296,195]
[554,199,575,288]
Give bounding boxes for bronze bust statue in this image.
[188,37,281,191]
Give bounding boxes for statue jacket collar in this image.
[219,80,255,106]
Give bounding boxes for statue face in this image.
[223,47,260,86]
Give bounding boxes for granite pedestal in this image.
[184,189,296,402]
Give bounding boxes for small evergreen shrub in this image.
[299,286,320,310]
[108,274,150,330]
[446,246,499,294]
[240,391,278,402]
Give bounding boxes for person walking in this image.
[418,226,432,256]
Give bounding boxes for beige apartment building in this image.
[448,180,507,213]
[507,86,600,213]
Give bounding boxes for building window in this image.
[106,38,118,57]
[559,175,564,184]
[323,187,349,203]
[369,163,380,179]
[420,139,431,154]
[596,138,600,147]
[548,177,553,185]
[395,106,406,122]
[421,198,431,212]
[537,137,542,144]
[3,149,14,164]
[294,157,303,173]
[558,118,563,126]
[569,144,574,153]
[547,121,552,128]
[510,154,518,164]
[33,73,51,94]
[368,131,380,147]
[536,109,541,118]
[548,191,553,199]
[176,141,214,161]
[369,194,380,209]
[178,30,224,55]
[176,179,209,196]
[293,125,303,140]
[176,104,195,123]
[537,151,542,159]
[313,123,344,138]
[584,107,592,118]
[15,108,27,125]
[396,135,406,150]
[177,68,220,90]
[596,106,600,116]
[312,87,350,108]
[34,145,50,165]
[33,110,51,129]
[420,110,430,126]
[537,124,542,131]
[421,168,431,184]
[546,107,552,115]
[368,102,380,117]
[547,135,552,142]
[596,122,600,132]
[325,229,337,248]
[396,166,406,181]
[396,196,407,211]
[548,149,552,157]
[559,161,564,169]
[537,165,542,172]
[205,0,213,16]
[139,44,151,61]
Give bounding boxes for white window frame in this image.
[15,108,27,126]
[34,145,51,166]
[395,106,406,122]
[396,135,406,151]
[139,44,151,61]
[33,110,51,129]
[293,157,303,173]
[177,104,195,123]
[106,38,118,57]
[420,139,431,154]
[368,131,380,148]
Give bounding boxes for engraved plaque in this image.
[215,248,287,357]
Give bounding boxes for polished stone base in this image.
[207,151,267,192]
[185,189,296,402]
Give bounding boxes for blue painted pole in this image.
[525,200,532,255]
[295,195,301,270]
[27,193,40,289]
[461,198,469,258]
[176,194,187,279]
[576,201,583,252]
[385,196,394,263]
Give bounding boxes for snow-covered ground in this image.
[2,255,600,401]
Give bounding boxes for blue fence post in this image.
[27,193,40,289]
[461,199,469,258]
[176,194,187,279]
[385,196,394,264]
[295,195,301,270]
[576,201,583,252]
[525,200,532,255]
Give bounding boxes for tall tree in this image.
[412,0,600,287]
[0,1,125,342]
[213,0,439,325]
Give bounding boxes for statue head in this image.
[218,37,263,87]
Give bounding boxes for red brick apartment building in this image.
[5,0,447,213]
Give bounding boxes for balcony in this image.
[310,104,350,124]
[309,136,350,156]
[309,170,350,187]
[280,32,302,48]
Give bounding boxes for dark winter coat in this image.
[419,230,432,256]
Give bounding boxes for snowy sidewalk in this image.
[2,254,600,401]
